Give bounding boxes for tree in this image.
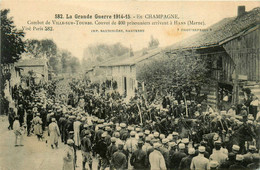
[25,39,57,58]
[82,42,130,67]
[137,51,210,100]
[148,35,159,49]
[1,9,25,64]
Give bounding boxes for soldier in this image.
[111,142,127,170]
[190,146,210,170]
[179,147,196,170]
[26,109,33,136]
[63,139,75,170]
[160,138,170,168]
[96,133,109,170]
[130,140,147,170]
[229,154,246,169]
[170,143,187,169]
[125,131,138,155]
[73,116,82,149]
[209,141,227,166]
[13,116,23,147]
[48,118,60,149]
[107,137,118,168]
[149,143,166,170]
[32,113,43,141]
[81,130,92,170]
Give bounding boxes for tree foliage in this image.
[148,35,159,49]
[26,39,80,74]
[82,42,130,67]
[25,39,57,58]
[137,51,210,95]
[1,9,25,64]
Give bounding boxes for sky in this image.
[1,0,259,61]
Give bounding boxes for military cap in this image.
[120,123,126,128]
[236,154,243,161]
[138,132,144,137]
[172,132,179,136]
[148,134,154,139]
[130,131,136,136]
[249,145,256,151]
[154,132,159,137]
[67,139,74,145]
[114,132,120,138]
[111,137,116,143]
[162,138,169,144]
[167,134,173,141]
[36,113,40,116]
[160,134,165,140]
[188,148,195,155]
[144,130,150,135]
[182,138,189,144]
[135,127,141,132]
[179,143,185,149]
[145,137,151,142]
[198,146,206,152]
[116,127,121,131]
[153,143,161,149]
[169,142,176,147]
[51,118,56,122]
[105,126,111,131]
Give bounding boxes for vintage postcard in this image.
[1,0,260,170]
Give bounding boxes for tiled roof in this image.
[166,7,260,51]
[99,48,161,67]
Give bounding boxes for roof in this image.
[99,48,162,67]
[166,7,260,51]
[15,58,47,67]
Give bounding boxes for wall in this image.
[223,26,260,81]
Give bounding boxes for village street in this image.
[0,116,99,170]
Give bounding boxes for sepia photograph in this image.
[0,1,260,170]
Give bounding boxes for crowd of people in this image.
[5,78,260,170]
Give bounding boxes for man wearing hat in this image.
[130,141,147,170]
[243,145,256,166]
[95,132,109,170]
[179,148,196,170]
[81,130,92,170]
[107,137,118,168]
[73,116,82,149]
[190,146,210,170]
[170,143,187,169]
[32,113,43,141]
[111,142,127,170]
[26,109,33,136]
[48,118,61,149]
[229,154,246,169]
[209,141,227,166]
[149,143,167,170]
[160,138,170,168]
[63,139,75,170]
[125,131,138,155]
[13,116,23,147]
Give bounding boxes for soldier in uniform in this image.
[81,130,92,170]
[190,146,209,170]
[130,140,147,170]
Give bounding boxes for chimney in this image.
[237,6,246,17]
